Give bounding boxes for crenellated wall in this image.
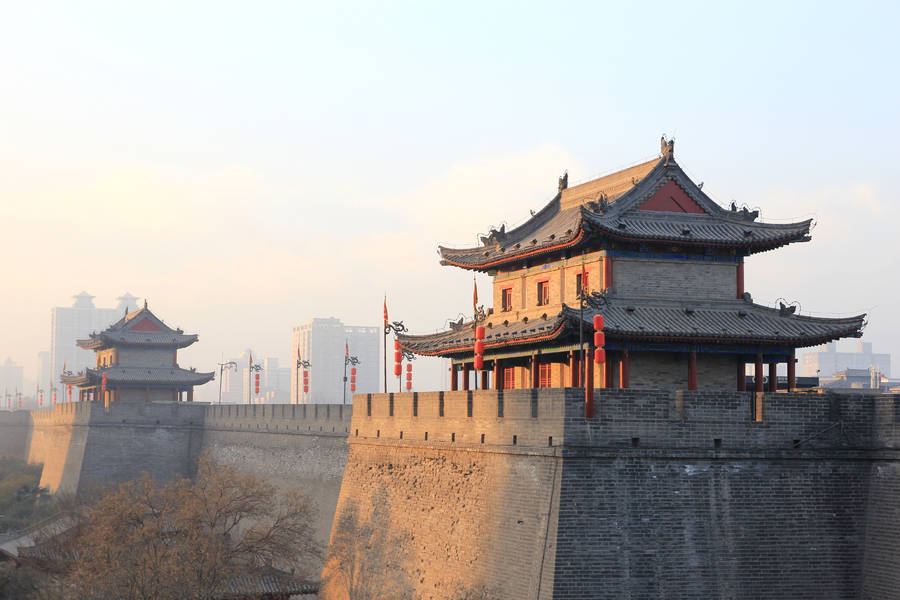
[322,389,900,600]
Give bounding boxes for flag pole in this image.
[383,295,388,394]
[579,252,585,388]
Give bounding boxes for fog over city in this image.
[1,2,897,401]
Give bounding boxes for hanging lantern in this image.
[101,372,108,394]
[406,363,412,372]
[254,373,260,395]
[394,351,402,363]
[350,374,356,384]
[67,385,72,402]
[406,381,412,391]
[594,348,606,364]
[593,315,604,330]
[476,326,485,340]
[303,369,308,378]
[39,392,43,407]
[394,364,402,377]
[394,339,400,351]
[474,341,485,355]
[406,372,412,381]
[351,367,357,376]
[52,391,57,406]
[594,331,605,348]
[474,355,484,370]
[303,385,309,393]
[350,383,356,392]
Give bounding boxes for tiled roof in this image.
[61,366,214,386]
[399,297,865,357]
[568,296,865,345]
[398,314,571,357]
[77,305,198,350]
[217,568,318,598]
[437,152,812,270]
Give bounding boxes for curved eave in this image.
[76,334,199,350]
[439,228,586,271]
[585,221,812,254]
[602,324,864,348]
[399,321,569,357]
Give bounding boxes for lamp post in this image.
[384,320,407,393]
[398,349,416,393]
[217,361,237,404]
[296,356,310,404]
[50,385,57,407]
[343,352,360,405]
[247,361,263,404]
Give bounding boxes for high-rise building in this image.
[0,358,24,399]
[50,292,139,386]
[800,341,891,378]
[291,318,380,404]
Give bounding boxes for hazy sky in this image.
[2,1,898,399]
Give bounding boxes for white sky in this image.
[1,1,898,399]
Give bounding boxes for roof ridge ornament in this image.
[660,135,674,165]
[558,170,568,192]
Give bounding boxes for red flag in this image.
[297,345,301,360]
[581,261,588,295]
[473,278,478,312]
[345,341,349,358]
[383,296,389,328]
[249,352,253,368]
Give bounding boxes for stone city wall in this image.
[322,389,900,600]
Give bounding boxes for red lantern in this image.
[474,355,484,370]
[406,372,412,381]
[351,367,357,375]
[303,370,308,378]
[593,315,604,330]
[406,381,412,391]
[254,373,260,395]
[52,391,56,406]
[394,364,402,377]
[303,385,309,393]
[594,348,606,364]
[39,392,43,407]
[394,351,402,363]
[350,383,356,392]
[67,385,72,402]
[101,372,108,394]
[350,374,356,383]
[594,331,605,348]
[406,363,412,372]
[476,326,485,340]
[394,339,400,351]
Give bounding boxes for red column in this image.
[462,364,470,391]
[768,362,777,392]
[531,355,539,388]
[603,256,613,291]
[737,358,746,391]
[755,354,764,392]
[619,349,630,389]
[493,360,502,391]
[187,388,194,402]
[787,354,796,392]
[569,351,577,387]
[605,358,615,389]
[585,352,594,418]
[736,262,744,299]
[450,365,458,391]
[688,350,697,391]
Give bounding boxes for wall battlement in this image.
[351,389,900,453]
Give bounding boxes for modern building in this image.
[398,138,865,394]
[50,292,139,387]
[0,358,24,400]
[800,341,890,378]
[61,302,214,403]
[291,318,379,404]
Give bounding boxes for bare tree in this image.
[46,454,319,600]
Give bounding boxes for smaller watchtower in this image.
[61,302,214,404]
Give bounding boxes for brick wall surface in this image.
[612,257,736,299]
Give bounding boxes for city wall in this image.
[0,401,352,578]
[321,389,900,600]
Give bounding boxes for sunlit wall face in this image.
[1,2,897,401]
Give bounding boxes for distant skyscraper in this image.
[800,341,891,378]
[50,292,139,385]
[291,318,379,404]
[0,358,24,398]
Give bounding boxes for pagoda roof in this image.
[61,366,214,387]
[439,144,812,270]
[397,296,865,357]
[76,304,198,350]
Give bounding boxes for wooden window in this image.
[576,272,589,296]
[503,366,516,389]
[538,362,551,388]
[501,287,513,312]
[536,280,549,306]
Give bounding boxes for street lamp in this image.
[343,351,360,405]
[399,349,416,393]
[247,361,263,404]
[296,356,310,404]
[217,361,237,404]
[384,320,407,393]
